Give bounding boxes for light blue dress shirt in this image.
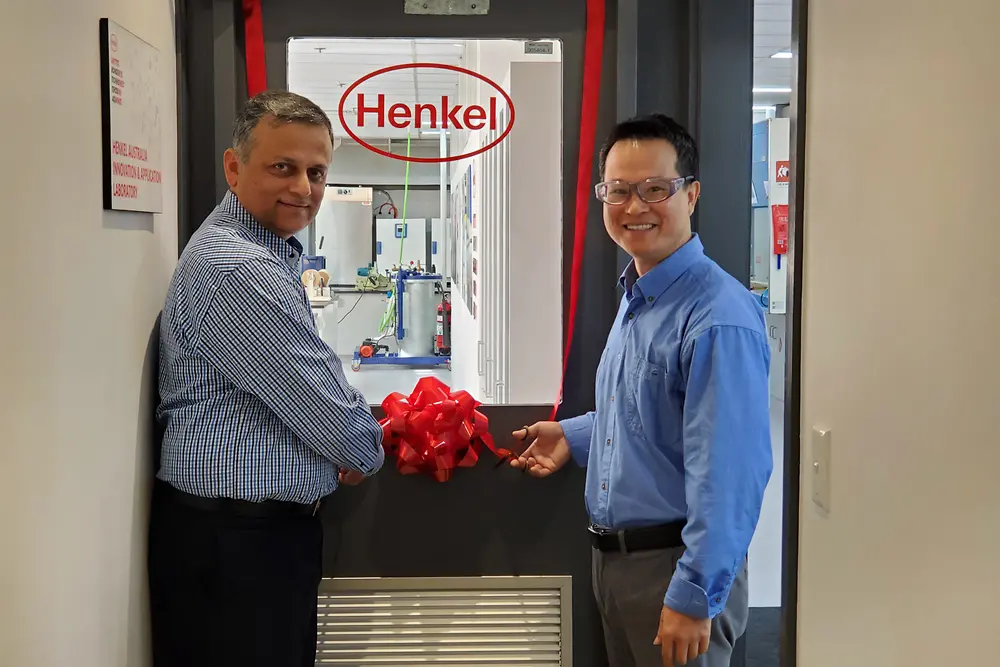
[560,234,773,619]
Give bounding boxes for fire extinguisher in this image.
[771,204,789,269]
[435,295,452,354]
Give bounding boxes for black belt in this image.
[589,521,685,553]
[156,480,321,518]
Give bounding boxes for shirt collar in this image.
[220,190,304,263]
[619,233,705,300]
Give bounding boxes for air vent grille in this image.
[316,576,572,666]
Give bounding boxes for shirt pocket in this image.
[625,357,683,447]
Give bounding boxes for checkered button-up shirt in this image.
[156,191,384,504]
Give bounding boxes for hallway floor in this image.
[743,394,786,667]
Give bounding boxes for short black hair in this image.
[232,90,334,161]
[598,113,699,180]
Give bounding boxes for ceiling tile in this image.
[289,37,468,141]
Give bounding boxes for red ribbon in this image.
[380,377,512,482]
[242,0,267,97]
[552,0,606,420]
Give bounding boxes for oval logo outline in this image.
[336,62,516,164]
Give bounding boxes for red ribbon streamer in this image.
[242,0,267,97]
[552,0,606,420]
[380,377,512,482]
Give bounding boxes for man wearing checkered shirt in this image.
[149,91,383,667]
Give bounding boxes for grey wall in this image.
[621,0,754,285]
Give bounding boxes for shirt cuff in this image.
[664,576,719,619]
[365,446,385,475]
[558,414,593,467]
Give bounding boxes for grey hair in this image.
[231,90,334,161]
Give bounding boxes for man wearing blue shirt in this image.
[150,91,384,667]
[512,114,772,667]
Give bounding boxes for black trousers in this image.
[148,483,324,667]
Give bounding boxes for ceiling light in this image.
[753,86,792,93]
[753,105,776,111]
[771,51,793,59]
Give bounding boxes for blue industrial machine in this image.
[351,267,451,371]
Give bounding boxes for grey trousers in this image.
[591,546,749,667]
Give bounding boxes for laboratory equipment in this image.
[351,267,450,371]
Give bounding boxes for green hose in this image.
[397,130,412,266]
[379,132,413,336]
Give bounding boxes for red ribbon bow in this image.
[379,377,512,482]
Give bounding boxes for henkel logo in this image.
[775,160,790,183]
[337,62,515,163]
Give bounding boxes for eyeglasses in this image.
[594,176,695,205]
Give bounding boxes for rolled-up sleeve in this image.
[195,258,384,475]
[665,324,773,619]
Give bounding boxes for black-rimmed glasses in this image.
[594,176,695,205]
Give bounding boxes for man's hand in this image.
[338,469,367,486]
[509,422,571,477]
[653,605,711,666]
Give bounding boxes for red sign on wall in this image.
[775,160,790,183]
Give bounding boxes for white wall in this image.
[504,61,563,404]
[0,1,178,666]
[454,39,563,156]
[377,188,442,220]
[448,60,562,405]
[766,118,790,314]
[328,142,442,187]
[747,310,786,608]
[751,206,771,285]
[798,1,999,664]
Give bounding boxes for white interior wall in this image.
[751,206,771,284]
[448,59,562,405]
[448,147,480,398]
[0,1,178,666]
[376,188,442,220]
[504,61,562,405]
[766,118,790,314]
[328,142,442,187]
[455,39,563,156]
[747,309,786,608]
[747,118,789,608]
[799,1,1000,664]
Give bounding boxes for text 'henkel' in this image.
[355,93,501,131]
